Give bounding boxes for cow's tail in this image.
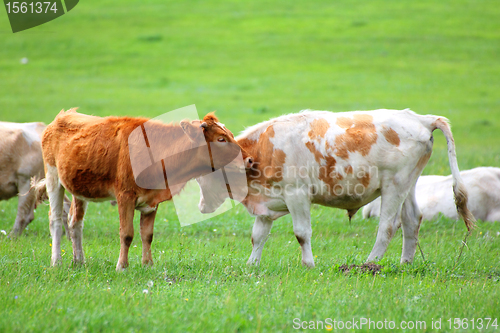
[433,117,476,232]
[31,177,48,207]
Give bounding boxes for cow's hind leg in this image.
[140,208,157,266]
[400,185,422,263]
[367,161,428,263]
[46,165,65,266]
[116,192,135,271]
[367,189,407,262]
[10,176,36,237]
[247,216,274,265]
[68,197,88,265]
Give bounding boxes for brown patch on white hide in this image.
[382,127,400,146]
[335,114,378,159]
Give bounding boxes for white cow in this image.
[363,167,500,222]
[0,122,69,236]
[196,109,475,267]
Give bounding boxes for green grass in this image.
[1,204,500,332]
[1,0,500,331]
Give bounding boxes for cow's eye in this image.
[217,137,227,142]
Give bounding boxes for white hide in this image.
[197,109,474,267]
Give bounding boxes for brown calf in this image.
[40,108,248,270]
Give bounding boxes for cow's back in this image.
[239,109,434,170]
[462,167,500,221]
[43,110,147,200]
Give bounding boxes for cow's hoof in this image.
[301,260,315,268]
[366,255,383,263]
[116,262,128,272]
[142,260,154,267]
[51,257,62,266]
[8,231,20,239]
[72,258,85,266]
[246,258,260,266]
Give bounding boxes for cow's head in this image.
[196,157,254,213]
[189,114,253,213]
[180,113,252,213]
[180,112,253,171]
[197,175,230,214]
[196,149,253,214]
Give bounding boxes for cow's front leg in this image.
[68,197,88,265]
[286,190,314,267]
[140,208,157,266]
[116,193,136,271]
[10,177,35,237]
[247,216,273,265]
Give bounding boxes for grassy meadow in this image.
[1,0,500,331]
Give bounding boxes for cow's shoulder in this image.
[51,108,102,129]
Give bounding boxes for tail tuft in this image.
[31,177,48,207]
[454,183,476,232]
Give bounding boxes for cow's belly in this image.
[307,172,381,210]
[57,164,115,200]
[312,188,381,210]
[73,194,115,203]
[243,195,289,219]
[60,174,115,202]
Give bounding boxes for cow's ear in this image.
[180,120,202,141]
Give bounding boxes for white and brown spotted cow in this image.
[0,122,69,237]
[363,167,500,222]
[197,109,475,267]
[38,108,250,270]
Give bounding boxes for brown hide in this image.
[43,110,246,205]
[42,109,246,269]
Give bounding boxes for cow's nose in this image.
[199,201,214,214]
[200,205,216,214]
[244,157,254,169]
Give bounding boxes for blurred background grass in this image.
[1,0,499,175]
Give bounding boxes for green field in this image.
[1,0,499,332]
